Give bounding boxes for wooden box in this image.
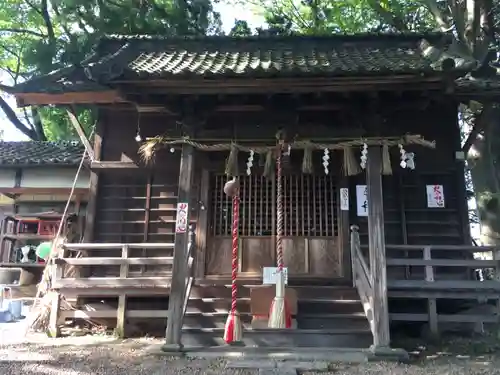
[249,285,298,316]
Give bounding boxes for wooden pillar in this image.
[164,144,195,351]
[194,169,209,279]
[366,146,390,348]
[83,115,103,242]
[338,175,351,283]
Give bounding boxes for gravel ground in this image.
[1,320,500,374]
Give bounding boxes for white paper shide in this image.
[356,185,368,216]
[426,185,445,208]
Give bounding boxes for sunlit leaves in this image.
[0,0,222,140]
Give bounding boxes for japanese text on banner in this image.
[175,202,189,233]
[426,185,445,208]
[356,185,368,217]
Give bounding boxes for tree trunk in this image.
[468,107,500,245]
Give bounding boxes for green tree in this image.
[227,0,500,245]
[0,0,221,141]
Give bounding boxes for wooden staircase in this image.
[181,279,373,348]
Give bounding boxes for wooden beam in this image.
[0,187,89,196]
[53,277,172,289]
[61,309,170,319]
[15,91,124,107]
[366,146,390,349]
[164,143,194,350]
[90,161,140,169]
[54,257,174,266]
[64,242,175,250]
[66,109,95,160]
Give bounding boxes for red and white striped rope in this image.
[230,192,240,314]
[276,148,284,271]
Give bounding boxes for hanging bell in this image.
[224,177,240,197]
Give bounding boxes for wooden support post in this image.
[164,144,194,351]
[83,117,102,243]
[366,146,390,349]
[115,244,129,338]
[47,291,62,338]
[423,247,438,337]
[493,250,500,333]
[66,109,95,160]
[339,176,351,283]
[80,116,102,278]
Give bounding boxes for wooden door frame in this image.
[338,174,352,283]
[200,169,351,281]
[194,169,210,279]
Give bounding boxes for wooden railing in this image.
[350,225,375,338]
[182,225,195,320]
[54,242,177,289]
[50,238,194,337]
[385,244,500,336]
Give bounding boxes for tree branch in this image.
[367,0,409,31]
[0,28,45,37]
[23,0,43,15]
[40,0,56,43]
[0,96,40,140]
[424,0,453,30]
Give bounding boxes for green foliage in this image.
[226,0,436,36]
[0,0,222,141]
[229,20,253,36]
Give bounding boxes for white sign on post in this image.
[175,202,189,233]
[426,185,445,208]
[340,188,349,211]
[263,267,288,285]
[356,185,368,217]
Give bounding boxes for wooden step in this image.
[189,285,357,299]
[187,298,251,312]
[297,313,369,330]
[183,314,253,329]
[298,298,363,314]
[196,277,352,287]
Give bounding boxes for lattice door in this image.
[206,174,342,277]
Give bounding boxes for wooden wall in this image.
[90,109,200,276]
[91,94,468,279]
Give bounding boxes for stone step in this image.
[178,346,408,363]
[181,327,372,348]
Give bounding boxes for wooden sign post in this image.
[164,144,194,351]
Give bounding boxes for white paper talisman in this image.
[175,202,189,233]
[263,267,289,285]
[426,185,445,208]
[340,188,349,211]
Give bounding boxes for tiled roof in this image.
[455,76,500,93]
[85,33,477,80]
[11,33,478,94]
[0,141,84,166]
[10,67,110,94]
